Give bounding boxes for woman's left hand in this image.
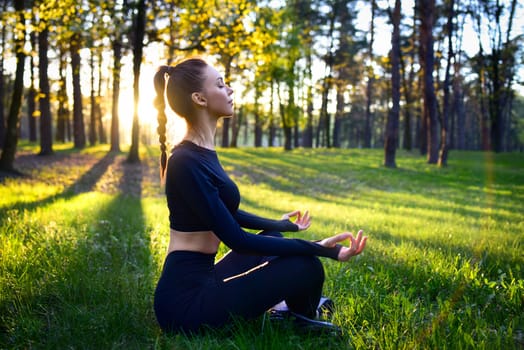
[281,210,311,231]
[318,230,368,262]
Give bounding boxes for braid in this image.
[154,65,169,181]
[153,58,208,182]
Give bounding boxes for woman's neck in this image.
[184,119,216,150]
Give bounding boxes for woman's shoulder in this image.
[172,140,215,155]
[168,141,218,170]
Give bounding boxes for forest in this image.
[0,0,523,172]
[1,1,524,348]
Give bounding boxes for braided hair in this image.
[153,58,208,180]
[153,65,170,180]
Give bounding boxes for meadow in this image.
[0,143,522,349]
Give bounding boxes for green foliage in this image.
[1,144,523,349]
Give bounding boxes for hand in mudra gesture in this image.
[281,210,311,231]
[319,230,368,261]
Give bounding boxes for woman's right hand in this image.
[318,230,368,262]
[281,210,311,231]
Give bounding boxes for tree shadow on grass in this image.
[0,152,160,348]
[0,151,117,214]
[220,149,523,216]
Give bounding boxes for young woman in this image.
[153,57,367,334]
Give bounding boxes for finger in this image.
[355,236,368,255]
[287,210,300,218]
[348,233,357,252]
[335,232,352,244]
[354,230,362,247]
[303,210,309,221]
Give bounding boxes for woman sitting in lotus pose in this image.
[152,57,368,334]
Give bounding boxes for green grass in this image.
[1,143,523,349]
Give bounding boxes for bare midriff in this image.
[168,229,221,255]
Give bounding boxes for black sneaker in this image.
[267,309,342,336]
[270,296,336,320]
[317,296,335,319]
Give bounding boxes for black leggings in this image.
[154,230,325,333]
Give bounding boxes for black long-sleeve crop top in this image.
[165,141,341,260]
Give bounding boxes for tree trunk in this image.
[230,106,242,148]
[453,67,465,150]
[254,84,262,147]
[38,26,53,155]
[384,0,401,168]
[89,50,97,146]
[401,5,417,151]
[223,59,232,147]
[28,30,37,142]
[451,9,466,151]
[128,0,146,163]
[419,0,438,163]
[318,76,330,148]
[0,7,6,149]
[71,33,85,149]
[268,81,276,147]
[364,0,376,148]
[0,1,26,172]
[302,55,314,148]
[56,46,69,142]
[111,39,122,152]
[438,0,455,167]
[490,0,517,152]
[97,50,106,143]
[332,85,344,148]
[478,58,490,151]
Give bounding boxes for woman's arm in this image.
[171,160,342,260]
[234,209,298,232]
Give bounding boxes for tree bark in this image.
[56,46,70,142]
[111,39,122,152]
[438,0,455,167]
[38,26,53,155]
[302,54,314,148]
[223,59,233,147]
[0,4,6,149]
[364,0,376,148]
[333,85,344,148]
[97,50,106,143]
[384,0,401,168]
[401,5,417,151]
[128,0,146,163]
[0,0,26,172]
[254,83,262,147]
[419,0,439,163]
[230,106,242,148]
[89,50,97,146]
[28,30,37,142]
[71,33,86,149]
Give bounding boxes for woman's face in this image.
[200,65,234,118]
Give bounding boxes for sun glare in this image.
[118,63,187,146]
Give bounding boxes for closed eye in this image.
[216,77,226,88]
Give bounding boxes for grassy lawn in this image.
[1,142,522,349]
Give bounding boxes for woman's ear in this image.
[191,92,207,107]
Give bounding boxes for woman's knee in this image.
[287,255,325,283]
